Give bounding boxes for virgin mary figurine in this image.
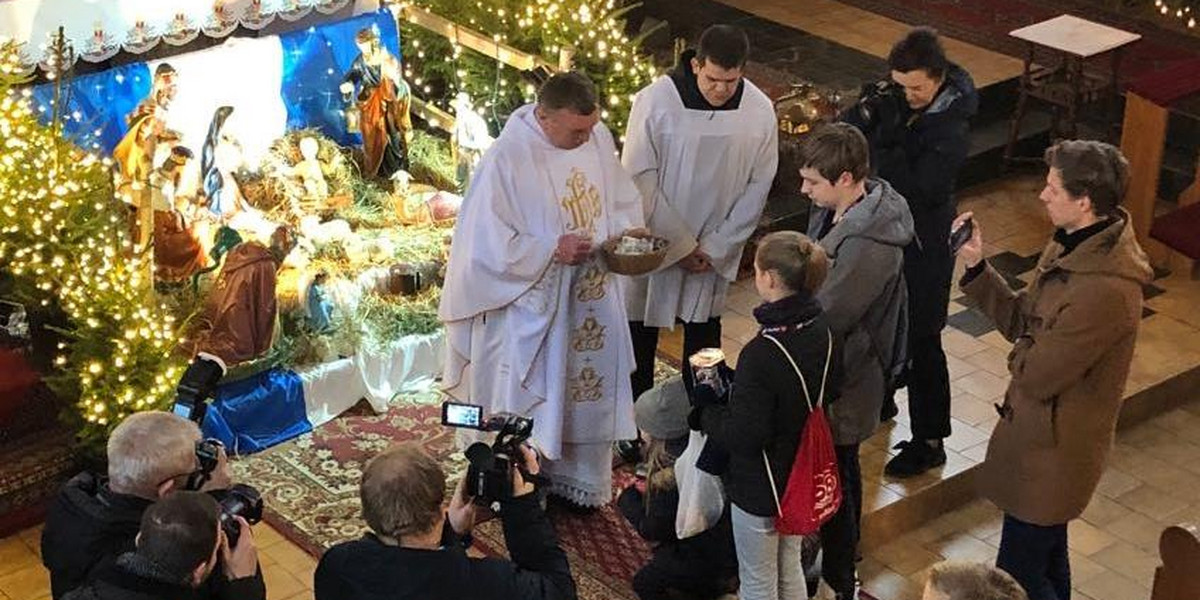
[200,105,237,216]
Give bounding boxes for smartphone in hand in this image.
[949,218,974,254]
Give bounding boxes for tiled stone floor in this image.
[655,172,1200,599]
[659,172,1200,520]
[0,519,316,600]
[3,0,1198,594]
[850,403,1200,600]
[3,187,1198,600]
[659,0,1025,90]
[7,408,1194,600]
[738,0,1026,87]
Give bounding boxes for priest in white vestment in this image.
[439,72,646,508]
[621,25,779,407]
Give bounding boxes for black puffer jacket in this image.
[699,293,843,517]
[843,63,979,336]
[41,472,265,600]
[61,552,264,600]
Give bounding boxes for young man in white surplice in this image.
[621,25,779,445]
[439,72,647,509]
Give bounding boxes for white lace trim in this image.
[547,475,610,507]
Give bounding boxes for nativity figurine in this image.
[450,92,493,189]
[293,136,330,201]
[149,146,208,282]
[340,27,412,180]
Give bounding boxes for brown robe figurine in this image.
[341,27,411,180]
[194,227,296,366]
[150,146,207,282]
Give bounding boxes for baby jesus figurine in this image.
[293,136,329,201]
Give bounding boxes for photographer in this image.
[62,492,260,600]
[41,411,265,600]
[314,441,576,600]
[842,28,979,478]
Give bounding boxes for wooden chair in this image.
[1148,157,1200,278]
[1119,58,1200,278]
[1152,523,1200,600]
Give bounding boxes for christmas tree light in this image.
[391,0,659,135]
[0,36,184,452]
[1153,0,1197,28]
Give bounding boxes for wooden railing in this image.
[387,2,575,133]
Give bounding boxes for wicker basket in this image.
[601,236,669,276]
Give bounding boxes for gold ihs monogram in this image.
[574,263,608,302]
[560,168,601,233]
[571,317,606,352]
[569,367,604,403]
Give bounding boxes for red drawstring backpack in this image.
[761,329,841,535]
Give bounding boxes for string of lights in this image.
[1154,0,1197,28]
[389,0,659,138]
[0,37,184,449]
[0,0,659,450]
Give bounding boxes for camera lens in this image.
[212,484,264,546]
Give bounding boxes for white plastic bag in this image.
[675,429,726,539]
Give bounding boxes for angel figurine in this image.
[450,92,493,189]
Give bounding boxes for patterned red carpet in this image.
[830,0,1200,78]
[232,370,882,600]
[0,427,75,538]
[0,377,75,538]
[231,393,650,600]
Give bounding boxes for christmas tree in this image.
[0,35,184,452]
[397,0,660,137]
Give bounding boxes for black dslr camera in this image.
[854,79,905,128]
[441,402,534,505]
[210,484,264,547]
[185,439,264,547]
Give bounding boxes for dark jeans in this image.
[819,443,862,597]
[632,553,731,600]
[997,514,1071,600]
[906,332,951,440]
[630,319,723,401]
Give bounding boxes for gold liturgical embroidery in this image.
[560,168,602,234]
[571,317,606,352]
[574,263,608,302]
[570,366,604,403]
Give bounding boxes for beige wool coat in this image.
[962,211,1152,526]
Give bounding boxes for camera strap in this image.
[184,470,211,492]
[521,469,550,488]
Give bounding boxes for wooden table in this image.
[1004,14,1141,163]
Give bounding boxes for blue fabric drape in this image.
[201,368,312,455]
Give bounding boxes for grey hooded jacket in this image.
[808,177,915,445]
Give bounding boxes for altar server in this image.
[621,24,779,408]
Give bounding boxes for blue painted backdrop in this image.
[279,10,401,147]
[31,9,401,155]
